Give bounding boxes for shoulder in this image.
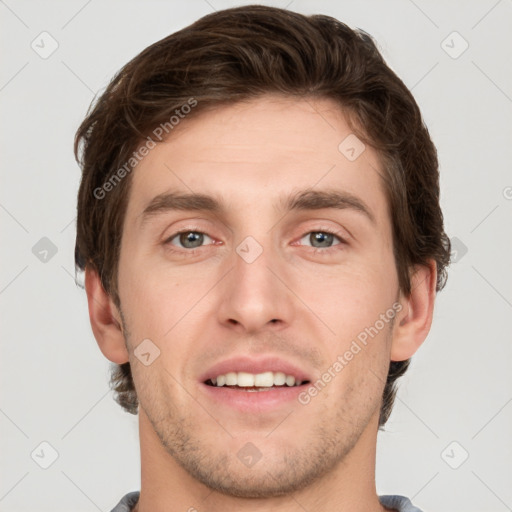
[110,491,140,512]
[379,494,425,512]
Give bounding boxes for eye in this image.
[165,230,214,250]
[298,230,345,250]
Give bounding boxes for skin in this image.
[86,95,437,512]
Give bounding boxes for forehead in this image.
[126,95,388,224]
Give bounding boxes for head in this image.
[75,4,450,498]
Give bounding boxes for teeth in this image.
[225,372,237,385]
[254,371,274,387]
[273,372,286,386]
[237,372,254,387]
[210,371,304,388]
[285,375,296,387]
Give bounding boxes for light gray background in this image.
[1,1,511,511]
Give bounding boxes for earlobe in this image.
[84,267,130,364]
[390,260,437,361]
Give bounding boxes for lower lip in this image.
[200,383,308,412]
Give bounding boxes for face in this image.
[116,95,400,498]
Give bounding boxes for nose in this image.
[216,237,295,334]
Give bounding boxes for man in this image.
[74,5,451,512]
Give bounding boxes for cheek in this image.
[118,242,186,329]
[299,261,396,331]
[322,319,392,417]
[118,262,214,378]
[303,261,397,395]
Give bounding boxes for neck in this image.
[133,409,390,512]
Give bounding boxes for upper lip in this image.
[199,355,312,383]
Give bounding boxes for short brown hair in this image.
[74,4,451,427]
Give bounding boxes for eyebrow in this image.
[139,188,376,227]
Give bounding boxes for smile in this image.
[205,371,307,389]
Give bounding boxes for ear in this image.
[84,266,129,364]
[390,260,437,361]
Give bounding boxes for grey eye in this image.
[300,231,341,248]
[170,231,213,249]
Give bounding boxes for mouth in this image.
[199,357,312,411]
[204,371,310,391]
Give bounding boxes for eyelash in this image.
[163,227,346,255]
